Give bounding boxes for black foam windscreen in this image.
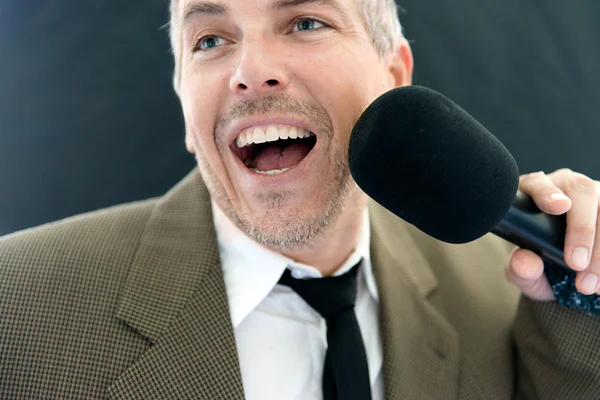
[349,86,520,244]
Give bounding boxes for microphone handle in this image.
[492,191,568,270]
[492,191,600,315]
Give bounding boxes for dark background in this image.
[1,1,599,235]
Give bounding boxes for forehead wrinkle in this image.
[182,1,228,27]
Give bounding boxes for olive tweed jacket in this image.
[2,170,600,399]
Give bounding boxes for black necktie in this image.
[278,262,372,400]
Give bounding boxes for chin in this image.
[233,201,332,249]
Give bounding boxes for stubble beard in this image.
[193,94,360,252]
[235,147,357,250]
[197,145,358,252]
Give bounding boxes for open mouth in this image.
[231,124,317,175]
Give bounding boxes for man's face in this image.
[178,0,411,249]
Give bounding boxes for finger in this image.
[505,248,554,301]
[519,171,572,215]
[558,173,599,272]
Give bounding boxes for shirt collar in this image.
[211,201,378,328]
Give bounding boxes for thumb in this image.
[505,248,555,301]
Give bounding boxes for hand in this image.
[505,169,600,301]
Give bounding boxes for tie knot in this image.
[278,261,361,320]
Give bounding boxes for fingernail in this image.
[573,247,589,269]
[581,274,599,293]
[549,192,569,202]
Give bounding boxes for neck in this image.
[273,192,369,277]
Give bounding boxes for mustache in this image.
[214,94,333,140]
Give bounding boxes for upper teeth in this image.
[236,124,314,148]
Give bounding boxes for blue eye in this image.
[196,35,227,51]
[293,18,325,32]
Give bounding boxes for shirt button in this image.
[291,268,308,279]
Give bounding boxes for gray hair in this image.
[168,0,404,95]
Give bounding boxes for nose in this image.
[229,39,290,96]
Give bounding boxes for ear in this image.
[387,39,414,88]
[185,131,196,154]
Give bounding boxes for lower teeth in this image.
[250,168,290,175]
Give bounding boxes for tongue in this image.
[254,142,312,171]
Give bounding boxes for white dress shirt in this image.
[211,202,384,400]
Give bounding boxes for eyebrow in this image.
[182,0,349,26]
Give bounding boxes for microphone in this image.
[348,85,568,271]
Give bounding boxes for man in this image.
[1,0,600,398]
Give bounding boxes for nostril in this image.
[238,83,248,90]
[266,79,279,87]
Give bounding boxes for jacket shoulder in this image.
[0,198,157,272]
[0,199,159,303]
[0,198,159,308]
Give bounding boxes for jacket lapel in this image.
[369,202,460,400]
[108,170,244,399]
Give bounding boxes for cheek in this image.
[181,78,222,155]
[301,41,382,102]
[326,40,391,99]
[300,55,373,142]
